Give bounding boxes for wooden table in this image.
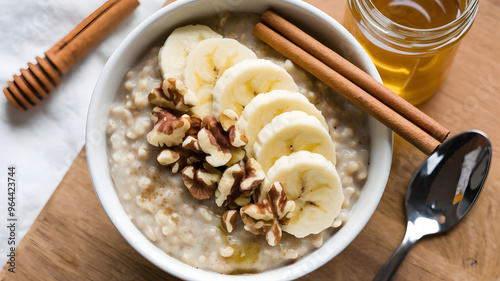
[2,0,499,280]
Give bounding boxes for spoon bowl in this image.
[374,130,492,281]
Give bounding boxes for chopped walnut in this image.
[226,147,245,166]
[198,128,232,167]
[215,158,265,208]
[221,209,238,233]
[215,163,246,207]
[218,110,248,147]
[265,221,282,247]
[240,200,273,234]
[148,78,197,111]
[267,182,295,224]
[184,115,202,137]
[157,146,204,173]
[233,192,251,207]
[240,182,295,246]
[197,116,234,167]
[181,135,201,152]
[181,165,221,200]
[157,149,180,166]
[218,109,238,131]
[145,104,254,206]
[203,116,231,144]
[152,113,204,173]
[146,107,191,147]
[228,126,248,148]
[240,158,265,191]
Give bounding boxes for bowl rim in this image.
[86,0,393,280]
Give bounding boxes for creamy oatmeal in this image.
[106,12,369,274]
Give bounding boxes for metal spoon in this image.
[374,130,492,281]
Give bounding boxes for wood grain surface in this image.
[2,0,499,280]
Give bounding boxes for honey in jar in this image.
[344,0,478,105]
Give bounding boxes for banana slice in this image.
[253,111,336,172]
[212,59,298,118]
[184,38,257,118]
[158,25,222,80]
[238,90,328,158]
[261,151,344,238]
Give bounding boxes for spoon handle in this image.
[373,221,421,281]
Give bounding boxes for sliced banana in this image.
[238,90,328,158]
[253,111,336,172]
[261,151,344,238]
[212,59,298,118]
[158,25,222,81]
[184,38,257,118]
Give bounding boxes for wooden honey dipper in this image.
[3,0,140,111]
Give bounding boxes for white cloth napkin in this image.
[0,0,165,266]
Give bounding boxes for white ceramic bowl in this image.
[86,0,393,280]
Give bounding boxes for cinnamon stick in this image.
[254,22,440,155]
[259,10,449,143]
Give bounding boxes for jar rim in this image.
[350,0,479,49]
[355,0,478,36]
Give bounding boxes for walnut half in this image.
[146,107,191,147]
[197,116,233,167]
[240,182,295,246]
[218,109,247,147]
[215,163,246,207]
[157,146,204,173]
[221,209,239,233]
[148,78,197,112]
[215,158,265,208]
[181,164,221,200]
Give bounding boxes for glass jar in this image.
[344,0,479,105]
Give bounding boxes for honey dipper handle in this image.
[46,0,140,74]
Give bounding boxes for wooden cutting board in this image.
[2,0,500,280]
